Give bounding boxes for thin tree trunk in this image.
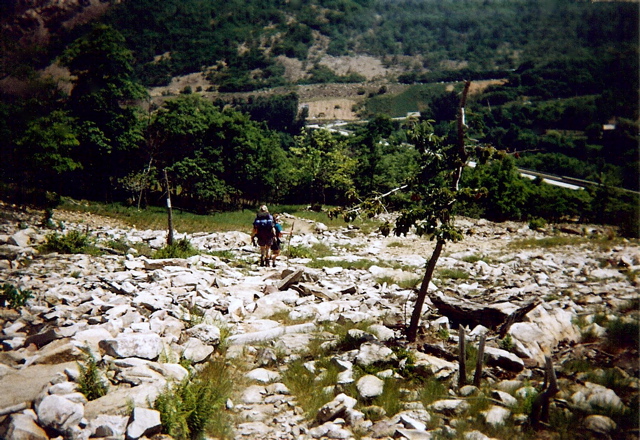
[406,81,471,343]
[407,238,445,341]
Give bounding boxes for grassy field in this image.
[58,199,377,233]
[364,83,448,117]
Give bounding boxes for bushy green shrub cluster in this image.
[77,347,108,401]
[154,360,233,440]
[0,283,32,309]
[41,230,93,254]
[153,238,199,259]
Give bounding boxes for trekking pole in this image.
[286,221,295,257]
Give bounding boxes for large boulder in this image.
[99,333,164,360]
[36,394,84,435]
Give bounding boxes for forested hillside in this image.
[0,0,638,236]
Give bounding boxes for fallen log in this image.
[429,291,539,334]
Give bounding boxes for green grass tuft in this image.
[437,268,470,280]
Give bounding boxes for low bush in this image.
[77,346,108,401]
[605,318,639,350]
[41,230,94,254]
[153,238,199,259]
[307,258,375,270]
[154,359,233,440]
[287,245,313,259]
[0,283,32,308]
[437,268,470,280]
[528,217,547,230]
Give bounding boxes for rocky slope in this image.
[0,203,638,439]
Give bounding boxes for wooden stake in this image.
[473,334,486,387]
[530,355,559,427]
[458,326,466,389]
[164,169,174,246]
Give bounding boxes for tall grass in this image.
[77,346,108,401]
[281,357,336,418]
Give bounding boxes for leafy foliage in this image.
[154,360,233,440]
[153,238,199,259]
[77,346,109,401]
[289,129,358,205]
[0,0,637,238]
[41,230,94,254]
[0,283,33,309]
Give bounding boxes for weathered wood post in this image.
[163,169,174,246]
[530,355,559,427]
[458,326,466,389]
[473,334,486,387]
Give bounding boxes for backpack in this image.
[253,213,274,238]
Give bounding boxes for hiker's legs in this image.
[260,245,272,266]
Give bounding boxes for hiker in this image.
[251,205,276,267]
[270,213,290,266]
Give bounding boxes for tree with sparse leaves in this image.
[332,82,503,342]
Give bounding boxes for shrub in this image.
[528,217,547,230]
[307,258,374,270]
[153,238,199,259]
[0,283,32,308]
[500,334,515,351]
[605,318,639,350]
[105,238,132,253]
[460,254,483,263]
[154,360,233,440]
[41,230,93,254]
[77,346,108,401]
[287,245,313,259]
[209,250,234,260]
[437,268,470,280]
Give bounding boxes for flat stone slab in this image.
[0,362,76,409]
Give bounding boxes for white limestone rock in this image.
[355,342,396,367]
[125,407,161,440]
[5,411,49,440]
[181,337,214,363]
[99,333,164,360]
[583,414,617,435]
[429,399,470,416]
[356,374,385,399]
[36,394,84,435]
[481,405,511,427]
